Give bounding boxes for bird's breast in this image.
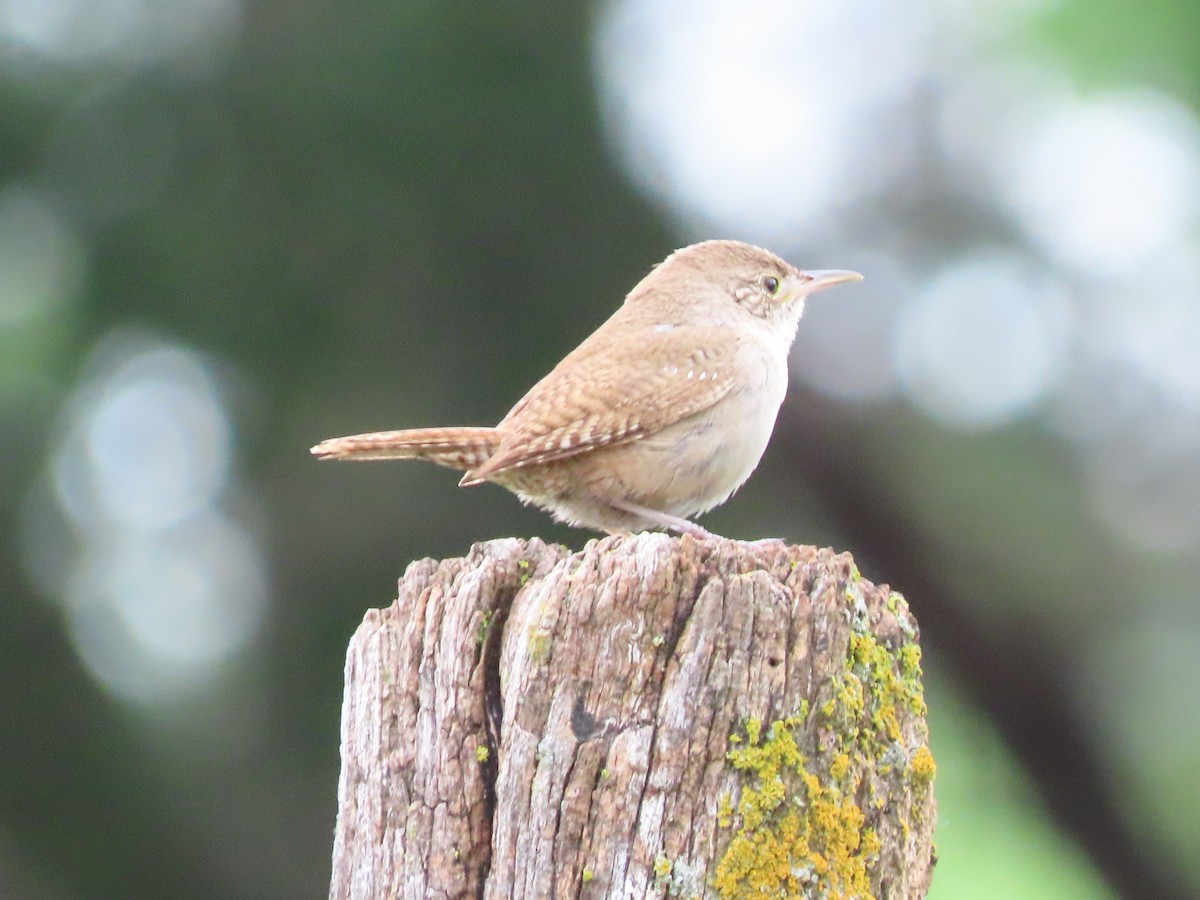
[575,333,788,517]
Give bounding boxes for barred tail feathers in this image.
[310,426,500,471]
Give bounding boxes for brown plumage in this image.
[312,426,499,470]
[312,240,861,536]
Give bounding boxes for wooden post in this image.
[329,534,936,899]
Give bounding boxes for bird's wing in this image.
[463,324,737,483]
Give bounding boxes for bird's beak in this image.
[795,269,863,295]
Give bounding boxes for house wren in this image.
[312,240,860,537]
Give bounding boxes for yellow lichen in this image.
[581,867,594,883]
[527,629,552,665]
[713,717,879,899]
[717,792,734,829]
[745,717,763,746]
[475,745,489,763]
[898,643,922,677]
[910,744,937,785]
[653,853,673,883]
[843,632,927,750]
[829,753,851,782]
[862,828,882,858]
[714,610,932,899]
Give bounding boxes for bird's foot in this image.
[608,499,718,539]
[606,500,788,546]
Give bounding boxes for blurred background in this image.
[1,0,1198,897]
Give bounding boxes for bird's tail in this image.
[310,426,500,472]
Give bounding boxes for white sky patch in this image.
[895,252,1073,430]
[1095,246,1200,412]
[593,0,928,244]
[53,342,232,531]
[64,512,267,701]
[1004,91,1200,279]
[33,331,268,704]
[0,0,240,68]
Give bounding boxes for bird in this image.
[311,240,861,538]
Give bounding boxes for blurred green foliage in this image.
[1,1,1197,898]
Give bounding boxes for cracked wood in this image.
[329,534,936,899]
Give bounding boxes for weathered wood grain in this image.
[330,534,936,899]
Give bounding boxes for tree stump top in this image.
[331,534,936,899]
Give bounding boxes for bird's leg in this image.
[608,498,718,539]
[609,499,788,546]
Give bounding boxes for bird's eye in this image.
[762,275,780,295]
